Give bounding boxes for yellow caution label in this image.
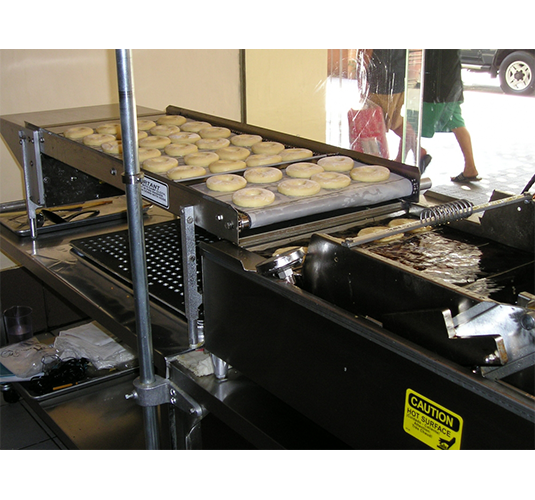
[403,389,463,450]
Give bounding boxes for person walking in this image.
[422,49,481,182]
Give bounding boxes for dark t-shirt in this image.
[367,49,407,95]
[423,49,464,103]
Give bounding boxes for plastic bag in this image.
[54,322,136,370]
[0,338,57,379]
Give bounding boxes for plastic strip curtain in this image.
[326,49,424,167]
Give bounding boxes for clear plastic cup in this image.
[3,306,33,344]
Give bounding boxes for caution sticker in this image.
[403,389,463,450]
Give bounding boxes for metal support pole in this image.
[115,49,160,449]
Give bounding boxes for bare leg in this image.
[452,126,478,177]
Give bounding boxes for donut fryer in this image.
[1,104,534,449]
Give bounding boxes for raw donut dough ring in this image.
[310,172,351,189]
[232,188,275,208]
[252,141,285,155]
[278,179,321,197]
[246,154,282,167]
[279,148,313,161]
[96,123,121,136]
[181,121,212,133]
[83,133,116,147]
[101,140,122,155]
[150,125,181,137]
[164,143,198,157]
[138,148,161,162]
[157,115,187,126]
[217,146,251,161]
[285,162,324,178]
[350,165,390,182]
[206,174,247,192]
[196,138,230,150]
[209,160,247,173]
[184,152,220,167]
[139,135,172,149]
[138,119,157,131]
[244,167,283,184]
[388,218,431,233]
[167,165,206,180]
[318,155,354,172]
[199,127,231,139]
[358,226,404,243]
[169,132,201,144]
[142,156,178,173]
[230,134,263,147]
[64,126,94,140]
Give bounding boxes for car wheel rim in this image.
[505,61,532,91]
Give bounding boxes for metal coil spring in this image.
[420,199,474,225]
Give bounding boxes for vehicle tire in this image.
[499,51,535,95]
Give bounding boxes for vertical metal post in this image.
[115,49,159,449]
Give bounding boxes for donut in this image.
[164,143,198,157]
[244,167,283,184]
[216,146,251,161]
[285,162,324,179]
[169,132,201,144]
[101,140,122,155]
[150,125,181,137]
[142,156,178,173]
[358,226,404,243]
[206,174,247,192]
[181,121,212,133]
[279,148,313,162]
[199,127,231,139]
[83,133,116,147]
[138,148,161,162]
[230,134,263,147]
[350,165,390,182]
[209,160,247,173]
[388,218,431,233]
[138,119,157,131]
[252,141,285,155]
[64,126,94,140]
[277,179,321,197]
[184,151,219,167]
[196,138,230,150]
[232,188,275,208]
[167,165,206,180]
[96,123,121,136]
[246,154,282,167]
[139,135,171,149]
[157,115,187,127]
[310,172,351,190]
[318,155,354,172]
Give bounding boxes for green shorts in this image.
[421,101,465,138]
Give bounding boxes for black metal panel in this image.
[41,154,123,207]
[201,241,535,449]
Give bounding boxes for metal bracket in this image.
[125,374,203,418]
[180,205,204,349]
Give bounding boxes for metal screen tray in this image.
[70,219,217,314]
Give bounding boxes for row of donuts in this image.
[63,114,316,171]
